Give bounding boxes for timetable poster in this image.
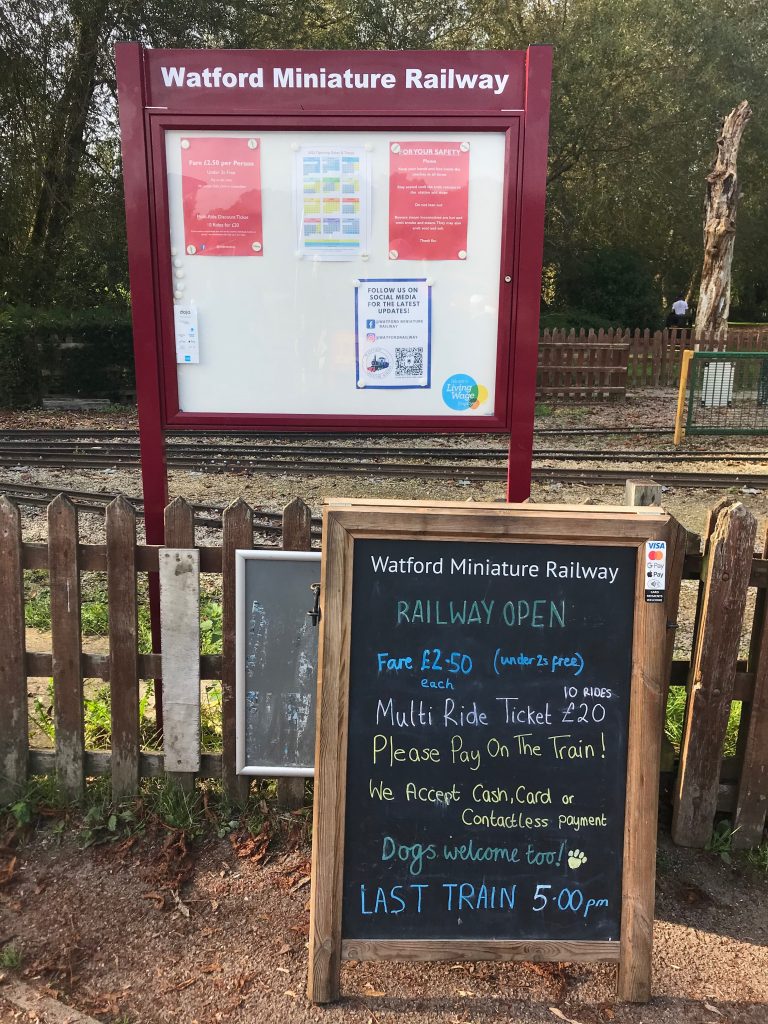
[296,147,369,260]
[389,141,470,261]
[180,136,263,256]
[355,279,431,389]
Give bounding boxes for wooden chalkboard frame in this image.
[308,499,680,1004]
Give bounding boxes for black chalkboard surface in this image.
[341,539,636,943]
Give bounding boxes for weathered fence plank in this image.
[48,495,84,801]
[276,496,313,811]
[222,499,252,805]
[162,497,199,791]
[0,497,28,802]
[159,547,201,782]
[106,495,140,800]
[732,525,768,847]
[672,502,757,846]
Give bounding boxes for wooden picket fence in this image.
[537,326,768,398]
[0,490,766,847]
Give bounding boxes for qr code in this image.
[395,347,424,377]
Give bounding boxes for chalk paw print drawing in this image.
[568,849,588,870]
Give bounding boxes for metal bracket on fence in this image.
[307,583,321,626]
[666,620,678,631]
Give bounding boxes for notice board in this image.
[116,44,551,441]
[308,500,679,1004]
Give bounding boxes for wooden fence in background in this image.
[537,326,768,398]
[0,492,766,848]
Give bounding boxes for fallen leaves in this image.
[0,856,17,887]
[229,822,271,863]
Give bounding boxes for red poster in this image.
[388,141,469,261]
[181,136,263,256]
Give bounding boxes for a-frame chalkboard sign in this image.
[308,500,681,1005]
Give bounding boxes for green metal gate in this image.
[686,351,768,436]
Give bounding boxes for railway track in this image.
[0,440,764,465]
[1,459,766,491]
[0,430,764,488]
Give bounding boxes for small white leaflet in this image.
[174,303,199,364]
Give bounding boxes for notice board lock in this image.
[307,583,321,626]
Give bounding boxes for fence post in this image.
[624,480,663,507]
[624,482,687,775]
[106,495,140,801]
[276,497,313,811]
[673,350,694,446]
[672,502,757,846]
[732,525,768,848]
[48,495,84,801]
[0,497,27,802]
[222,499,252,806]
[162,498,199,793]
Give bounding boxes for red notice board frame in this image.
[116,44,552,536]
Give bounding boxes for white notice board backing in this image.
[164,130,506,419]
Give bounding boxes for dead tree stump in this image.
[694,101,751,339]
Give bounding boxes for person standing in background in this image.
[671,295,689,326]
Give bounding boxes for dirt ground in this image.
[1,395,767,1022]
[1,824,766,1024]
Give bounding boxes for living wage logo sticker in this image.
[442,373,488,411]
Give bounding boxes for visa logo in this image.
[647,542,665,550]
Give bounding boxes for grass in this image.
[3,773,310,861]
[746,841,768,872]
[664,687,742,757]
[0,944,22,969]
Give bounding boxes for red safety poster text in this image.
[181,136,263,256]
[388,142,469,261]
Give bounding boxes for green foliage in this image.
[746,842,768,872]
[0,944,23,969]
[141,778,206,837]
[664,688,742,758]
[706,819,738,864]
[539,309,623,332]
[0,305,133,406]
[79,801,141,848]
[4,775,72,831]
[201,682,223,752]
[0,316,41,407]
[556,248,663,328]
[1,2,767,326]
[200,600,223,654]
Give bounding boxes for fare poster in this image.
[180,136,263,256]
[296,147,369,260]
[355,279,431,389]
[389,141,470,261]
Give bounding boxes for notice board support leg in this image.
[142,438,169,740]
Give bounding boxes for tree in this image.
[695,101,752,336]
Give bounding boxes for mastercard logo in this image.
[648,550,665,561]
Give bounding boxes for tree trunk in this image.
[694,100,751,340]
[22,1,111,302]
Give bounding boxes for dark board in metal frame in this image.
[308,500,678,1004]
[235,549,321,776]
